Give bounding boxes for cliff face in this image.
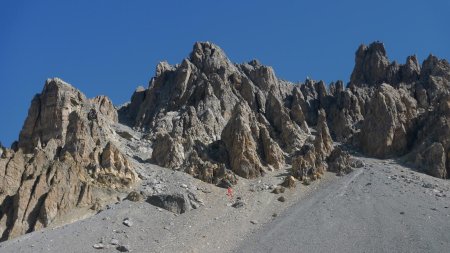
[1,41,449,241]
[0,79,137,241]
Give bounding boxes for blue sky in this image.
[1,0,449,146]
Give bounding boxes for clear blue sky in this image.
[1,0,449,146]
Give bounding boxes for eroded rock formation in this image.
[0,79,137,241]
[119,42,307,183]
[119,41,450,181]
[1,40,449,242]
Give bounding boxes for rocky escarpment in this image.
[0,79,137,241]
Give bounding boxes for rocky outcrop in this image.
[408,94,450,178]
[358,84,418,158]
[119,42,305,183]
[118,40,450,182]
[0,78,137,241]
[343,42,449,178]
[327,147,364,176]
[349,42,420,88]
[291,110,333,181]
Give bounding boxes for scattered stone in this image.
[232,200,245,208]
[277,196,286,202]
[93,243,105,249]
[217,179,233,189]
[126,191,143,202]
[123,218,133,227]
[272,186,285,194]
[422,183,433,188]
[400,211,405,215]
[201,189,212,193]
[272,213,278,217]
[250,220,258,225]
[116,245,131,252]
[91,201,102,211]
[281,176,296,188]
[110,239,119,245]
[302,178,311,186]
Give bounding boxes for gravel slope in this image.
[0,163,329,253]
[235,157,450,253]
[0,140,449,253]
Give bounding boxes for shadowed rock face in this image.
[0,79,137,241]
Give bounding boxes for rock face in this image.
[358,84,417,158]
[119,42,306,184]
[291,110,333,181]
[344,42,450,178]
[0,79,137,241]
[409,94,450,178]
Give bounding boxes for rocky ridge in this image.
[0,41,449,241]
[119,41,450,182]
[119,42,306,184]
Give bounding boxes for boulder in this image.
[281,176,296,188]
[146,192,203,214]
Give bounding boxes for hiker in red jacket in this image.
[227,187,233,200]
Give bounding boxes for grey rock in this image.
[232,201,245,208]
[272,186,285,194]
[277,196,286,202]
[122,218,133,227]
[116,245,131,252]
[146,192,202,214]
[93,243,105,249]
